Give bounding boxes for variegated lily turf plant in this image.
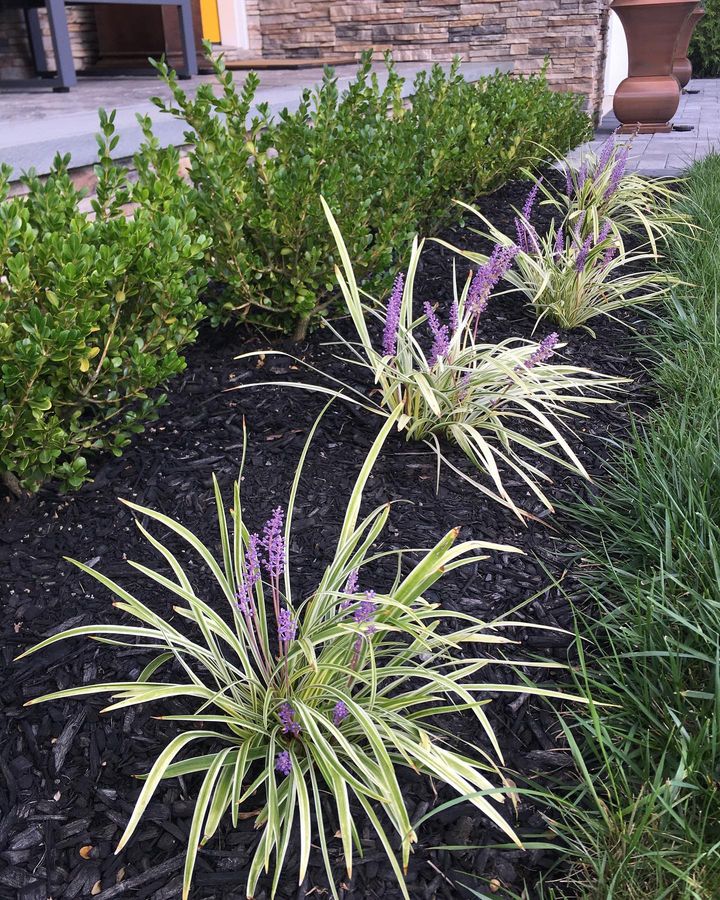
[440,178,672,332]
[240,198,625,515]
[15,408,582,899]
[542,134,689,257]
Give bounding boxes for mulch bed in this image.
[0,175,654,900]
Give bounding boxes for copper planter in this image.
[673,5,705,88]
[611,0,698,132]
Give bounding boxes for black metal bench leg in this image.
[25,8,50,74]
[177,0,198,78]
[46,0,77,90]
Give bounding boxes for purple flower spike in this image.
[525,333,560,369]
[597,219,613,245]
[245,534,261,587]
[279,702,301,737]
[515,178,543,255]
[262,507,285,580]
[515,216,540,255]
[597,135,616,173]
[449,300,459,336]
[564,166,574,198]
[275,750,292,776]
[577,161,589,191]
[553,226,565,260]
[278,608,297,643]
[572,211,586,246]
[522,177,543,221]
[424,302,450,366]
[603,146,629,201]
[382,272,405,358]
[333,701,349,726]
[343,569,359,595]
[467,244,517,318]
[575,233,594,272]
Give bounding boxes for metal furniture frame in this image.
[1,0,197,91]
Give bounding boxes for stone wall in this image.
[256,0,607,105]
[0,7,98,80]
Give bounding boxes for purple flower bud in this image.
[553,226,565,260]
[424,302,450,366]
[333,700,349,726]
[525,333,559,369]
[601,244,618,268]
[382,272,404,358]
[457,371,472,402]
[278,608,297,643]
[340,569,359,611]
[262,507,285,580]
[355,590,378,636]
[564,165,574,197]
[354,590,377,625]
[236,584,253,617]
[279,702,301,737]
[275,750,292,776]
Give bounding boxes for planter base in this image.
[613,74,682,132]
[618,122,673,133]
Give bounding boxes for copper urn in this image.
[611,0,699,132]
[673,5,705,88]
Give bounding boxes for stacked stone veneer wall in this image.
[256,0,607,102]
[0,7,97,80]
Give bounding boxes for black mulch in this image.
[0,175,655,900]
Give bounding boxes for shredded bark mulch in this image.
[0,176,653,900]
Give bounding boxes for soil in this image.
[0,175,654,900]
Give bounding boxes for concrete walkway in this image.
[566,78,720,176]
[0,59,510,177]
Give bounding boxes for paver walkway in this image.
[566,78,720,176]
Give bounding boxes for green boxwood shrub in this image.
[690,0,720,78]
[153,51,590,338]
[0,113,211,493]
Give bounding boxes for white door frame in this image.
[217,0,250,49]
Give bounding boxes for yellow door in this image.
[200,0,221,43]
